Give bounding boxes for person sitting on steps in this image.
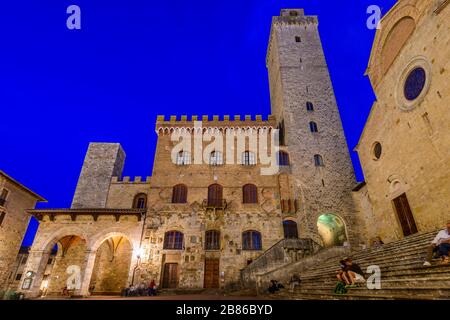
[343,258,365,288]
[267,280,284,294]
[336,259,350,286]
[423,221,450,266]
[289,274,301,293]
[371,236,384,249]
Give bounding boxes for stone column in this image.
[77,250,97,297]
[127,254,140,286]
[18,250,50,298]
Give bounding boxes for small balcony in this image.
[202,199,227,210]
[0,198,6,207]
[280,199,298,214]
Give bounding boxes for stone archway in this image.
[88,235,133,295]
[45,235,88,295]
[317,213,348,247]
[22,233,89,297]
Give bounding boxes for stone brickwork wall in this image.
[356,0,450,243]
[46,237,87,295]
[71,143,126,209]
[266,9,359,246]
[89,236,133,294]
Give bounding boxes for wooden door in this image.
[204,258,220,288]
[208,184,223,207]
[162,263,178,288]
[393,193,418,236]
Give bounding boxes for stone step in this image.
[293,286,450,298]
[351,238,433,256]
[255,231,447,300]
[301,255,428,278]
[303,245,430,273]
[298,276,450,289]
[349,243,430,262]
[312,242,431,270]
[299,262,449,284]
[352,234,435,254]
[303,246,437,272]
[299,267,450,285]
[270,291,447,301]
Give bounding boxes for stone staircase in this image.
[269,231,450,300]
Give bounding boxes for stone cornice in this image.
[27,208,146,222]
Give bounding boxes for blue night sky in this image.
[0,0,397,246]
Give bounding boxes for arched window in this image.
[209,151,223,166]
[306,101,314,111]
[242,151,256,166]
[278,120,286,146]
[314,154,324,167]
[277,151,290,166]
[172,184,187,203]
[205,230,220,250]
[283,220,299,239]
[243,184,258,204]
[176,150,191,165]
[133,193,147,209]
[0,211,6,227]
[309,121,318,133]
[242,230,262,250]
[208,184,223,207]
[164,231,184,250]
[0,188,9,206]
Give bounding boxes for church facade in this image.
[353,0,449,244]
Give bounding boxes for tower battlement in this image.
[111,176,152,184]
[266,9,318,66]
[155,114,277,133]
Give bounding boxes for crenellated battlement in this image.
[155,114,277,134]
[266,9,318,66]
[111,176,152,184]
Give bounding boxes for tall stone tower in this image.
[267,9,358,246]
[71,143,125,209]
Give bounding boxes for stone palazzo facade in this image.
[353,0,450,244]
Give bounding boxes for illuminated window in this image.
[242,230,262,250]
[164,231,184,250]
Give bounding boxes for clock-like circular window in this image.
[373,142,382,160]
[404,67,426,101]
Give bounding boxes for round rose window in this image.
[404,67,426,101]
